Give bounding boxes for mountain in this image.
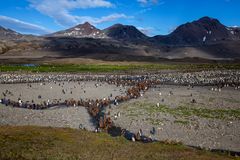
[49,22,107,39]
[104,24,148,41]
[0,26,22,40]
[47,18,240,46]
[49,23,149,44]
[227,26,240,40]
[152,17,240,45]
[1,17,240,60]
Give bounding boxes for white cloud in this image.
[29,0,113,10]
[28,0,130,27]
[135,8,152,15]
[232,25,239,28]
[77,13,133,24]
[168,26,178,34]
[137,26,155,36]
[0,15,51,35]
[137,0,148,4]
[137,0,164,6]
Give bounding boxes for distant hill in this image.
[0,26,23,40]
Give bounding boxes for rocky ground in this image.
[0,80,127,131]
[0,104,95,131]
[107,85,240,152]
[0,81,126,104]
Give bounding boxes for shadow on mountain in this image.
[41,37,240,62]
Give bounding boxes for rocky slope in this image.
[49,22,107,39]
[0,26,23,41]
[152,17,240,45]
[104,24,148,41]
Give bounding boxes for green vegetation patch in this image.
[126,102,240,120]
[1,63,240,73]
[0,64,137,73]
[0,126,234,160]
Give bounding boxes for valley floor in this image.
[1,82,240,153]
[0,69,240,159]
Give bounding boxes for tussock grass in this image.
[0,126,235,160]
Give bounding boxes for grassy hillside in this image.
[0,126,236,160]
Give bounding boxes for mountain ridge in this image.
[48,22,107,39]
[1,16,240,60]
[46,16,240,46]
[1,16,239,45]
[152,16,240,45]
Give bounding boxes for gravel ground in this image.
[107,85,240,152]
[0,81,127,131]
[0,104,96,131]
[0,81,126,104]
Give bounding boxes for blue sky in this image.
[0,0,239,36]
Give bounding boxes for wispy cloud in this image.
[168,26,178,34]
[77,13,133,24]
[28,0,131,27]
[0,15,51,35]
[137,0,163,6]
[135,8,152,15]
[137,0,148,4]
[137,26,155,36]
